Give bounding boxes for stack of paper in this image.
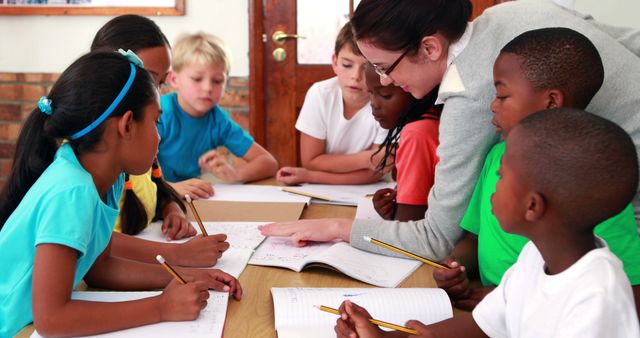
[281,181,394,206]
[207,184,311,204]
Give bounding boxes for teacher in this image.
[260,0,640,260]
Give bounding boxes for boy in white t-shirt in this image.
[334,109,640,338]
[276,22,388,185]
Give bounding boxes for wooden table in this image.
[17,201,443,338]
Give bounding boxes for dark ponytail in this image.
[352,0,472,54]
[0,52,156,228]
[373,87,442,172]
[152,161,186,218]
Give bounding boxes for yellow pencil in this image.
[364,236,450,270]
[281,187,333,201]
[184,194,208,237]
[156,254,187,284]
[315,305,417,335]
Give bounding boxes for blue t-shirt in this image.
[157,93,254,182]
[0,143,123,337]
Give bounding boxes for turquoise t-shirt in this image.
[157,93,255,182]
[0,143,123,337]
[460,142,640,286]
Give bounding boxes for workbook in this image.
[135,221,267,278]
[31,291,228,338]
[281,181,394,206]
[271,287,452,338]
[249,237,421,287]
[206,184,311,204]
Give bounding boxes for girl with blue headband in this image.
[91,15,228,268]
[0,52,242,337]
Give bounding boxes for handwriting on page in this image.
[249,236,333,270]
[136,221,266,250]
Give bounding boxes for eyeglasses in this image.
[370,49,409,79]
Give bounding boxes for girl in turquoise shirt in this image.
[0,52,241,337]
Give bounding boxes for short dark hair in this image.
[91,14,170,53]
[351,0,472,54]
[335,21,361,56]
[514,108,638,228]
[501,27,604,109]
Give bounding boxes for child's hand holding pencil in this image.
[334,300,425,338]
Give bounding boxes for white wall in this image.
[0,0,637,76]
[0,0,249,76]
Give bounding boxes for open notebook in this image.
[249,237,421,287]
[31,291,228,338]
[271,287,452,338]
[135,221,266,278]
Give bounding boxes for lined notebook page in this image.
[135,221,266,278]
[355,197,384,220]
[272,288,452,338]
[248,236,334,271]
[31,291,228,338]
[206,184,311,204]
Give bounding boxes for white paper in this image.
[31,291,228,338]
[249,237,421,287]
[206,184,311,204]
[135,221,267,278]
[272,287,452,338]
[355,197,384,220]
[282,182,394,206]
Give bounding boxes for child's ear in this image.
[419,35,445,62]
[525,192,546,222]
[167,70,179,88]
[117,110,135,139]
[331,53,339,74]
[546,89,564,109]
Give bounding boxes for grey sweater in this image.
[350,0,640,260]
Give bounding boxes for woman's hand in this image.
[258,218,353,246]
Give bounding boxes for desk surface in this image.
[17,195,444,338]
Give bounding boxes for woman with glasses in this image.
[260,0,640,261]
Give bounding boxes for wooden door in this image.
[249,0,497,167]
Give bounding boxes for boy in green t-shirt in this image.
[433,27,640,315]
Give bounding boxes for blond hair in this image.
[172,32,231,73]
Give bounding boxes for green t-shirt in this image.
[460,142,640,286]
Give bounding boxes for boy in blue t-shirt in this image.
[158,32,278,198]
[433,28,640,316]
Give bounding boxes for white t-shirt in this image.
[295,77,387,154]
[473,238,640,338]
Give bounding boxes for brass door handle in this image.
[272,30,306,45]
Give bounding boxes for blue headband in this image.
[69,63,137,140]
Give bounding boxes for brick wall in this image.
[0,72,249,189]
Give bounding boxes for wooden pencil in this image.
[156,255,187,284]
[184,194,208,237]
[364,236,450,270]
[281,187,333,201]
[315,305,417,335]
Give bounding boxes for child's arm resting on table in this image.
[277,166,383,185]
[199,142,278,183]
[300,133,378,173]
[335,300,488,338]
[32,243,210,337]
[168,179,214,199]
